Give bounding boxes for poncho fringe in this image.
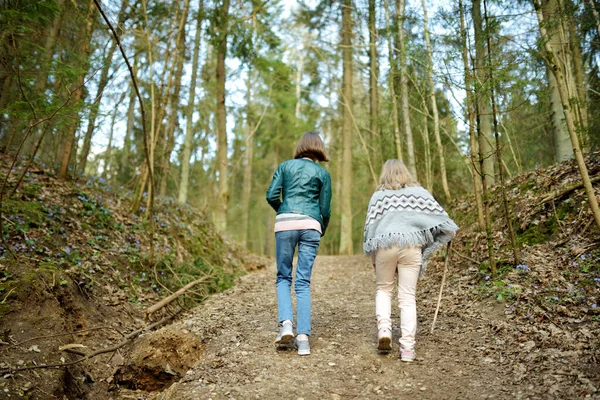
[362,187,459,276]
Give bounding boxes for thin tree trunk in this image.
[79,0,129,173]
[368,0,380,168]
[420,97,433,192]
[484,0,520,265]
[103,91,126,179]
[339,0,354,255]
[565,2,588,146]
[160,0,190,196]
[383,0,402,162]
[421,0,450,201]
[534,0,600,231]
[397,0,416,177]
[78,40,117,174]
[241,68,254,248]
[472,0,495,186]
[214,0,231,232]
[120,55,138,181]
[58,0,95,179]
[459,0,485,230]
[179,1,203,204]
[476,99,497,277]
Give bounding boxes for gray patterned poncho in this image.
[363,186,459,276]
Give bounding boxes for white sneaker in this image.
[377,328,392,352]
[275,321,294,346]
[295,338,310,355]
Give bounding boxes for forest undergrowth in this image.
[0,154,266,399]
[0,151,598,399]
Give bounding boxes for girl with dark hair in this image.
[266,132,332,356]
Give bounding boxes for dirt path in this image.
[142,255,547,400]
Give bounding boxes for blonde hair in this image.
[294,132,329,162]
[377,159,418,190]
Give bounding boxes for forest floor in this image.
[125,253,598,400]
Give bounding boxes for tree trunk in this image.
[241,69,254,248]
[160,0,190,196]
[78,40,117,174]
[472,0,495,186]
[383,0,402,162]
[120,54,138,182]
[339,0,354,255]
[459,0,485,230]
[179,2,203,204]
[78,0,129,174]
[58,0,96,179]
[484,0,520,265]
[214,0,231,232]
[295,42,305,119]
[396,0,416,177]
[421,98,433,192]
[368,0,380,167]
[534,0,600,230]
[103,91,126,179]
[421,0,450,201]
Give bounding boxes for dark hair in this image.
[293,132,329,162]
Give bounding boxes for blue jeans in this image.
[275,229,321,336]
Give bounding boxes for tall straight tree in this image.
[79,0,129,174]
[160,0,190,196]
[459,0,485,230]
[58,0,96,179]
[396,0,416,177]
[368,0,380,165]
[421,0,450,201]
[383,0,402,162]
[179,1,204,204]
[472,0,495,186]
[534,0,600,230]
[214,0,231,232]
[339,0,354,255]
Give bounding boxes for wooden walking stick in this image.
[430,241,452,334]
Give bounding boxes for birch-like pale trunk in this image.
[472,0,495,186]
[459,0,485,230]
[534,0,600,231]
[421,0,450,201]
[396,0,416,177]
[339,0,354,255]
[179,2,203,204]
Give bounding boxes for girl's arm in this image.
[266,165,283,211]
[319,172,332,235]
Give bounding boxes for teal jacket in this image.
[266,159,332,235]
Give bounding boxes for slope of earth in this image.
[0,156,266,399]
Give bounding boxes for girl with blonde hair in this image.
[363,159,458,361]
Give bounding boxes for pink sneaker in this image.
[400,345,415,362]
[377,328,392,352]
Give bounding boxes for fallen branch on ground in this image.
[145,276,212,318]
[539,175,600,205]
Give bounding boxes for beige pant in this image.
[374,245,422,350]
